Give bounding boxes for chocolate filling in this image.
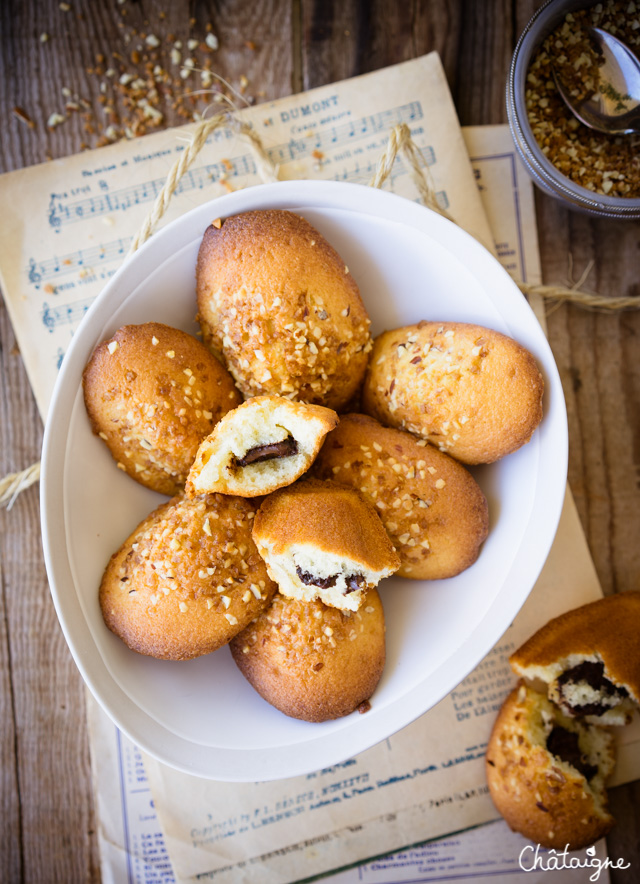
[295,567,366,594]
[296,566,338,589]
[346,574,366,594]
[556,660,628,716]
[546,726,598,780]
[235,436,298,467]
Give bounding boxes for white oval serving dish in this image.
[41,180,567,781]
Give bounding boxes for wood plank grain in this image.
[0,305,100,882]
[0,6,119,879]
[1,1,638,881]
[300,0,462,89]
[608,780,640,879]
[0,0,293,175]
[455,4,640,875]
[537,204,640,598]
[0,540,22,884]
[453,0,513,125]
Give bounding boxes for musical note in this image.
[41,303,55,330]
[40,297,94,331]
[28,259,42,285]
[48,194,62,229]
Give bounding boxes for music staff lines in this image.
[48,103,426,229]
[27,237,132,285]
[268,102,425,165]
[48,153,257,229]
[329,156,448,208]
[42,298,94,331]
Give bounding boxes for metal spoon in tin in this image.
[552,27,640,134]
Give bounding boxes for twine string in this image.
[129,113,279,254]
[369,123,455,223]
[0,462,41,510]
[370,124,640,312]
[2,118,638,509]
[2,112,279,510]
[516,282,636,312]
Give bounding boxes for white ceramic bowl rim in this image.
[41,180,568,781]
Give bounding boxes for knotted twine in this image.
[1,117,638,508]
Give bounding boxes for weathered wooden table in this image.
[1,1,638,881]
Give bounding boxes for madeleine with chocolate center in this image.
[486,682,616,851]
[186,395,339,498]
[252,478,400,612]
[510,592,640,727]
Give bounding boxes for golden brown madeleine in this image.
[83,322,242,495]
[313,413,489,579]
[486,683,615,850]
[252,478,400,612]
[230,589,386,722]
[99,493,276,660]
[196,210,372,410]
[186,395,339,498]
[510,592,640,726]
[362,321,544,464]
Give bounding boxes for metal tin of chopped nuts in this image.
[507,0,640,219]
